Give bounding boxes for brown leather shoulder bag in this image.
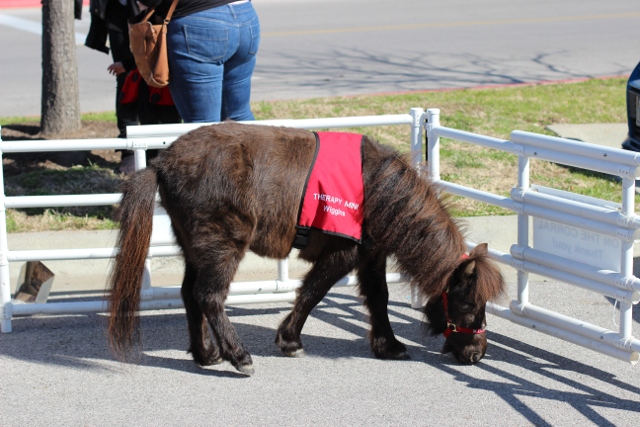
[128,0,179,88]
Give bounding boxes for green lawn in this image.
[0,76,631,231]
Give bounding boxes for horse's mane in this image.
[363,140,467,298]
[462,247,506,306]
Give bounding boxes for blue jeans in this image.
[626,61,640,149]
[167,2,260,123]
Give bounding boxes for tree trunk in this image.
[41,0,82,136]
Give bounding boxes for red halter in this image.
[441,292,486,338]
[441,253,485,338]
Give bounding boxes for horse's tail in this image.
[107,167,158,357]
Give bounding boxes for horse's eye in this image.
[459,303,473,313]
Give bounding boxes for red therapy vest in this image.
[294,132,365,248]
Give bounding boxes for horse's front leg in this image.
[357,249,409,360]
[276,242,358,357]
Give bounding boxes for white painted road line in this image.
[0,13,87,45]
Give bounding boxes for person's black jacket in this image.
[74,0,83,20]
[85,0,139,59]
[139,0,234,20]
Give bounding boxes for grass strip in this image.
[0,77,631,232]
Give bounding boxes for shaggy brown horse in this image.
[108,122,505,375]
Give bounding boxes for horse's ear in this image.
[469,243,488,257]
[464,260,475,276]
[469,242,506,304]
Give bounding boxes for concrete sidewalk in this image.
[546,122,629,149]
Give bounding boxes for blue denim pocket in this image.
[248,18,260,56]
[184,25,229,62]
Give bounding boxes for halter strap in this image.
[441,288,485,338]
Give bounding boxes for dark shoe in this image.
[118,154,136,176]
[622,135,640,152]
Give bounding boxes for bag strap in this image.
[165,0,179,22]
[140,0,180,24]
[140,8,155,23]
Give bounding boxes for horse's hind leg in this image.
[276,242,358,357]
[181,262,222,366]
[191,244,254,375]
[357,249,408,360]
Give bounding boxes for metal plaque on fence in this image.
[531,185,622,271]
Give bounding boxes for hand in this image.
[107,62,126,76]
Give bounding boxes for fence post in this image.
[133,148,147,172]
[410,108,424,168]
[515,156,531,308]
[277,258,290,292]
[0,144,12,333]
[409,108,429,309]
[425,109,441,181]
[619,177,636,342]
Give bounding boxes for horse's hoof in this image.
[236,364,255,376]
[373,349,410,360]
[372,337,409,360]
[389,351,410,361]
[188,346,223,366]
[197,355,224,367]
[284,348,305,358]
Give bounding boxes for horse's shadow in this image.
[3,291,640,418]
[1,291,429,376]
[134,291,431,376]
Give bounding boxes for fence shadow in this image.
[448,333,640,426]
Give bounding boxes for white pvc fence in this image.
[0,109,425,334]
[425,108,640,364]
[0,108,638,364]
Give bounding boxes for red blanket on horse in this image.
[294,132,365,248]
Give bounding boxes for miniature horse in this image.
[108,122,505,375]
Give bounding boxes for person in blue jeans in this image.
[138,0,260,123]
[622,60,640,152]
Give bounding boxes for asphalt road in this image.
[0,0,639,117]
[1,2,640,425]
[1,282,639,426]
